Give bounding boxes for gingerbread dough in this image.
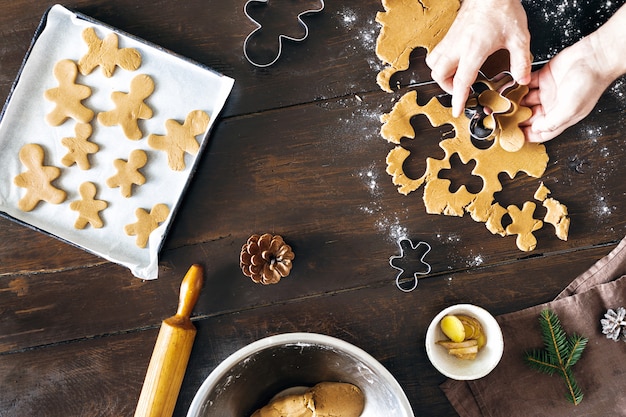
[148,110,210,171]
[251,382,365,417]
[60,122,99,169]
[78,27,141,77]
[375,0,460,92]
[377,0,570,251]
[70,181,108,229]
[106,149,148,197]
[44,59,94,126]
[98,74,154,140]
[534,182,570,241]
[124,203,170,248]
[14,144,67,211]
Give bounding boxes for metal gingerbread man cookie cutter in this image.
[389,238,432,292]
[243,0,325,67]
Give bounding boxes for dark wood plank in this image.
[0,243,613,416]
[1,1,626,416]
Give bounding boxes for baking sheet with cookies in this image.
[0,5,234,279]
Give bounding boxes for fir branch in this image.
[524,309,588,405]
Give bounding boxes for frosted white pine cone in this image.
[600,307,626,342]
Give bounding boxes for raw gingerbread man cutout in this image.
[78,27,142,77]
[148,110,210,171]
[69,181,108,229]
[106,149,148,197]
[98,74,154,140]
[61,122,99,170]
[44,59,94,126]
[14,143,67,211]
[124,203,170,248]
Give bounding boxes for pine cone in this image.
[240,233,295,284]
[600,307,626,342]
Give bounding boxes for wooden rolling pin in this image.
[134,264,204,417]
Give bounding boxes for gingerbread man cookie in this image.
[106,149,148,197]
[98,74,154,140]
[69,182,108,229]
[60,123,99,170]
[14,144,67,211]
[44,59,94,126]
[124,203,170,248]
[78,27,142,77]
[148,110,210,171]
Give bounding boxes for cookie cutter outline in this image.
[243,0,325,67]
[389,238,432,292]
[468,71,518,141]
[437,71,519,141]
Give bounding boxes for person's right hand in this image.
[425,0,532,117]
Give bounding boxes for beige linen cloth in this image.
[441,237,626,416]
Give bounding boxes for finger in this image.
[525,70,542,89]
[510,52,532,85]
[425,47,442,70]
[522,125,546,143]
[507,34,532,85]
[451,59,481,118]
[520,88,541,107]
[519,104,544,127]
[429,53,458,84]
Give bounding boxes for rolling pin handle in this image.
[176,264,204,320]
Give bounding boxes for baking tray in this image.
[0,5,234,279]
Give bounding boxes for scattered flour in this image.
[356,164,409,243]
[376,216,409,243]
[468,253,485,267]
[435,232,462,244]
[357,167,381,196]
[336,6,383,72]
[523,0,620,59]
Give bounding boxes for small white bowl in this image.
[425,304,503,380]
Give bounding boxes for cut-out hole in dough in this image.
[438,153,483,195]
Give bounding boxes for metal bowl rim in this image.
[186,332,414,417]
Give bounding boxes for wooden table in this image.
[1,1,625,416]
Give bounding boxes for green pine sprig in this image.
[524,309,588,405]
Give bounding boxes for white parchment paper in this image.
[0,5,234,279]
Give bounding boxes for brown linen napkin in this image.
[441,237,626,417]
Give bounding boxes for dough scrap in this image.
[124,203,170,248]
[60,122,99,169]
[98,74,154,140]
[376,0,570,251]
[69,181,108,229]
[148,110,210,171]
[533,182,569,241]
[106,149,148,197]
[251,382,364,417]
[375,0,460,92]
[14,144,67,211]
[44,59,94,126]
[78,27,141,77]
[543,198,570,241]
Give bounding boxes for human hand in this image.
[522,4,626,142]
[425,0,531,117]
[521,40,610,142]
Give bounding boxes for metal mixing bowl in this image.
[187,332,414,417]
